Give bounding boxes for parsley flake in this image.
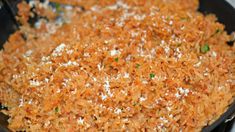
[200,43,210,53]
[136,64,141,68]
[150,73,155,79]
[55,107,59,113]
[215,29,221,34]
[114,57,119,62]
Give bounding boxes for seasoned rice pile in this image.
[0,0,235,131]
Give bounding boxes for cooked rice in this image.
[0,0,235,131]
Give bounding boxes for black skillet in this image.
[0,0,234,131]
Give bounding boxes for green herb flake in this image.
[114,57,119,62]
[150,73,155,79]
[180,17,189,21]
[136,64,141,69]
[133,102,138,106]
[55,107,59,113]
[200,43,210,53]
[166,16,170,21]
[215,29,221,34]
[55,3,61,10]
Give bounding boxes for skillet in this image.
[0,0,234,131]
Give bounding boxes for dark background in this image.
[0,0,234,131]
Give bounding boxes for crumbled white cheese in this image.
[101,93,108,100]
[166,106,172,111]
[24,50,33,57]
[114,108,122,114]
[142,80,148,84]
[66,49,74,55]
[175,92,181,98]
[164,46,170,54]
[160,117,169,124]
[91,5,100,12]
[103,78,113,97]
[93,77,97,82]
[131,31,139,38]
[52,43,66,57]
[56,89,61,93]
[211,51,217,57]
[77,117,84,125]
[41,56,50,62]
[60,61,79,67]
[125,54,131,61]
[83,52,91,57]
[44,78,49,83]
[12,74,20,79]
[29,80,41,87]
[134,14,146,21]
[28,99,33,104]
[169,20,173,25]
[123,72,130,78]
[97,63,103,71]
[174,48,182,59]
[110,49,121,56]
[194,61,201,67]
[62,78,71,87]
[139,96,147,102]
[19,97,24,107]
[85,83,91,88]
[116,0,130,9]
[178,87,189,96]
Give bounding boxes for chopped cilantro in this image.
[180,17,189,21]
[55,3,61,10]
[166,16,170,21]
[114,57,119,62]
[211,29,222,37]
[150,73,155,79]
[200,43,210,53]
[136,64,141,68]
[215,29,221,34]
[133,102,138,106]
[55,107,59,113]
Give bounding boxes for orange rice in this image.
[0,0,235,131]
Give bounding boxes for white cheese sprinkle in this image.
[178,87,189,96]
[110,49,121,56]
[24,50,33,57]
[139,96,147,102]
[97,63,103,71]
[77,117,84,125]
[160,117,169,124]
[114,108,122,114]
[52,43,66,57]
[19,97,24,107]
[175,92,181,98]
[194,61,201,67]
[29,80,41,87]
[60,61,79,67]
[103,78,113,97]
[134,14,146,21]
[211,51,217,57]
[101,93,108,100]
[123,72,130,78]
